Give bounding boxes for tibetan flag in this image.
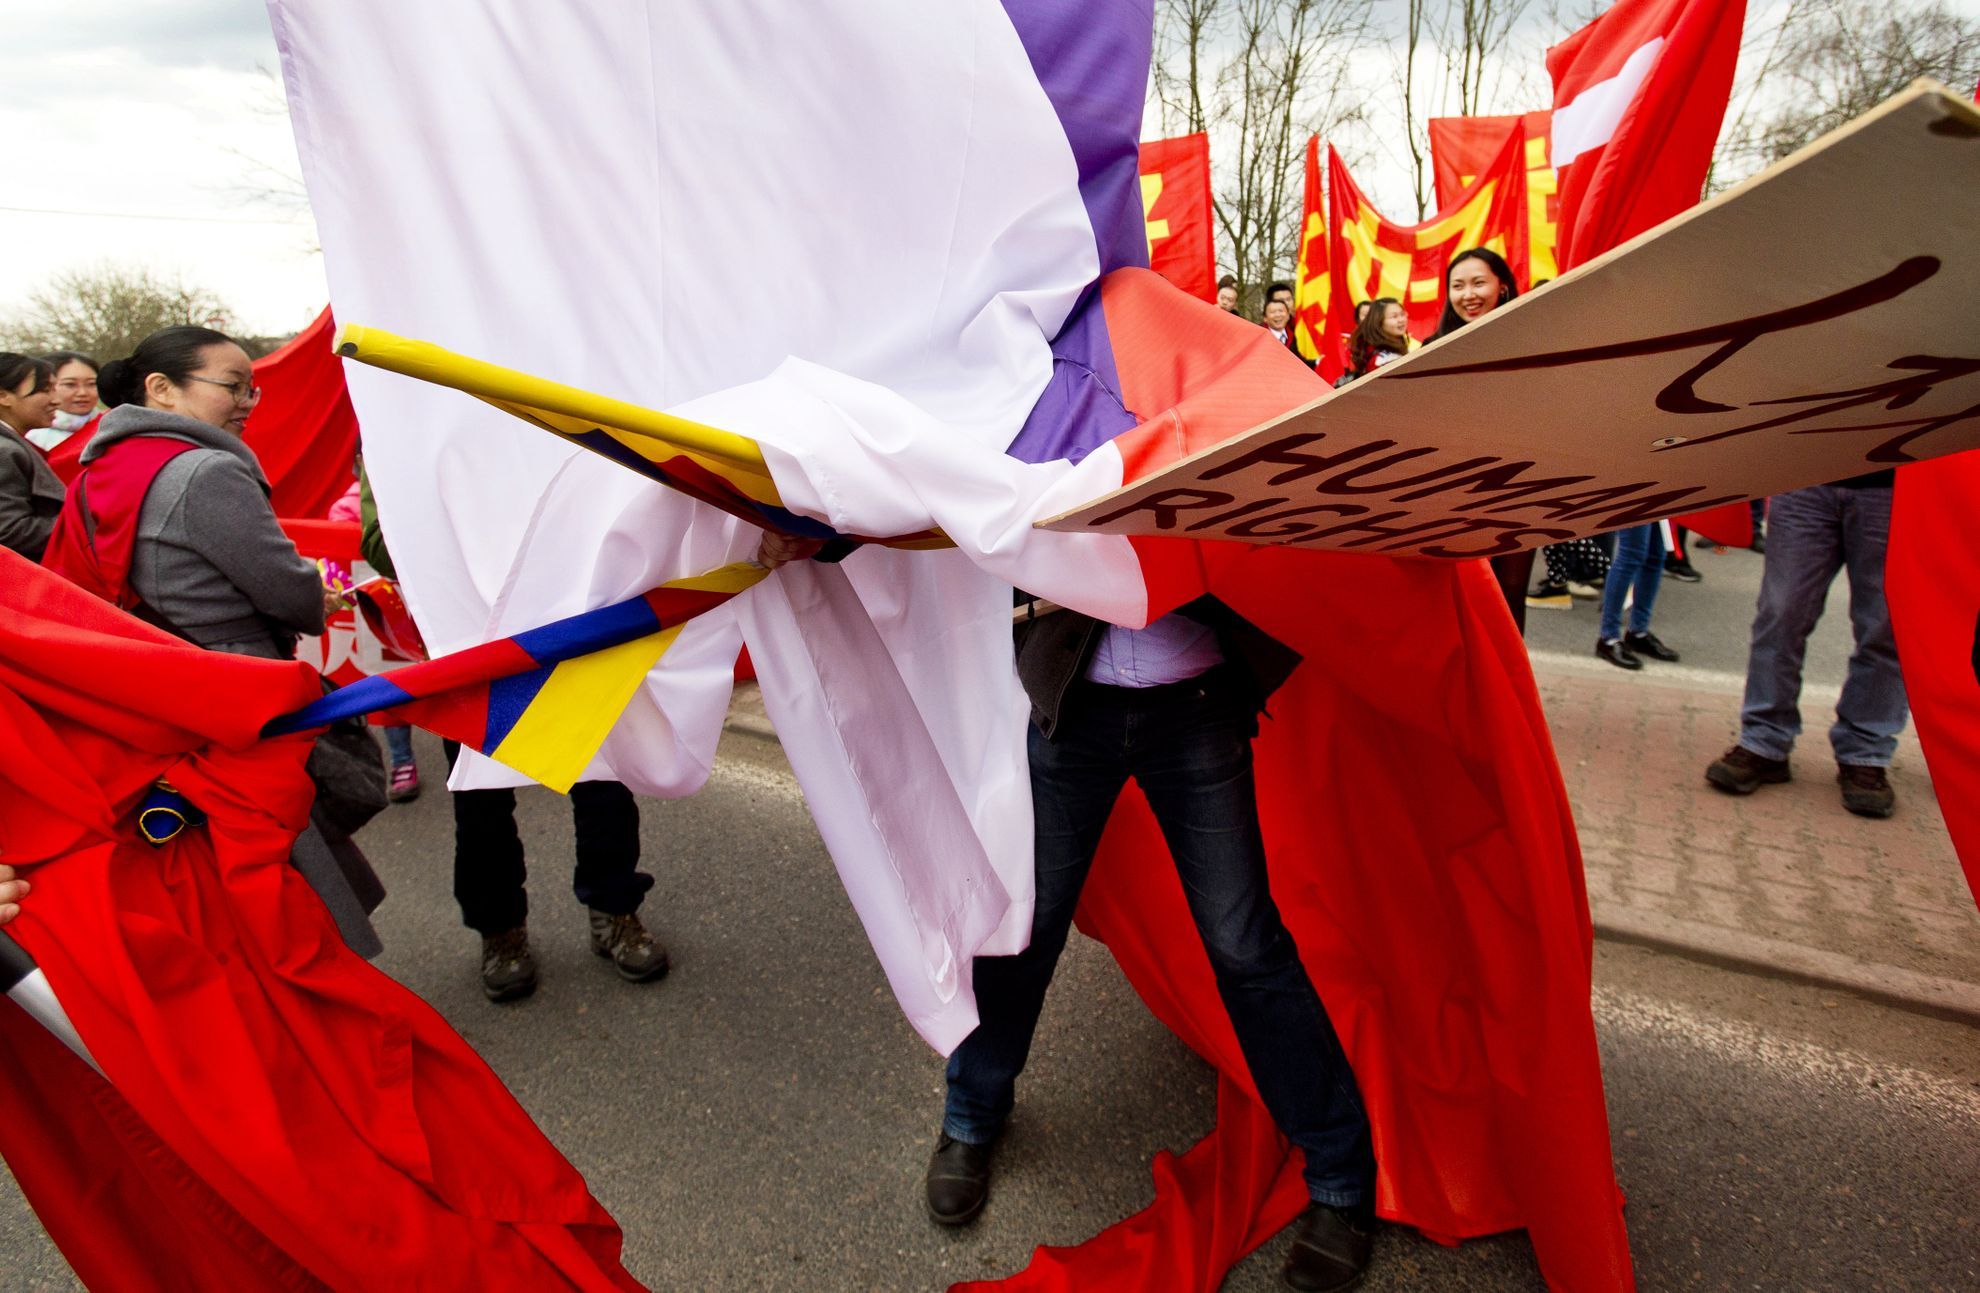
[267,561,766,793]
[1137,132,1217,302]
[1327,125,1530,343]
[1290,136,1335,375]
[1548,0,1747,270]
[0,549,640,1291]
[1429,110,1561,283]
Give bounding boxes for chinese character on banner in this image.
[1137,132,1217,301]
[1326,125,1530,346]
[1429,111,1558,283]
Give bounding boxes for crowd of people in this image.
[0,246,1909,1286]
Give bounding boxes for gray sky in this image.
[4,2,1976,337]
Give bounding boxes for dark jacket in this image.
[0,424,65,561]
[1014,594,1300,739]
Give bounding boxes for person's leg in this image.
[569,780,651,914]
[1736,488,1845,761]
[943,706,1128,1146]
[1830,487,1908,767]
[444,740,527,936]
[1488,550,1535,633]
[1598,525,1650,642]
[1626,524,1667,635]
[1133,675,1373,1208]
[384,724,414,767]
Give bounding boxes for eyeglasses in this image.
[53,378,97,393]
[184,375,262,404]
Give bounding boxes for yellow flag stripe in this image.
[489,625,683,794]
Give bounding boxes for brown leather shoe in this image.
[480,926,537,1002]
[1705,745,1790,795]
[1837,764,1896,818]
[1282,1201,1374,1291]
[588,910,670,982]
[925,1132,995,1226]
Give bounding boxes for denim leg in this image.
[1627,525,1667,635]
[384,723,415,767]
[1134,682,1374,1207]
[570,780,651,915]
[944,712,1126,1145]
[444,739,528,936]
[1738,488,1845,761]
[1599,525,1653,641]
[1831,488,1909,765]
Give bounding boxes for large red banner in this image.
[1137,133,1217,302]
[1327,125,1530,349]
[1291,136,1333,371]
[1429,111,1559,283]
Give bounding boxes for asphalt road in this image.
[3,728,1975,1292]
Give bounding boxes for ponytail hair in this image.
[98,325,234,408]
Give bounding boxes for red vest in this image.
[41,436,198,610]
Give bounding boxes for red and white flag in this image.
[1547,0,1746,270]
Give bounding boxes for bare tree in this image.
[1152,0,1371,308]
[2,265,238,362]
[1715,0,1980,188]
[1387,0,1541,219]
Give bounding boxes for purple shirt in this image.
[1083,611,1224,687]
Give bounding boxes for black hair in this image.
[0,353,54,397]
[97,326,236,408]
[1217,274,1238,291]
[1265,281,1294,300]
[1432,248,1519,339]
[1347,297,1405,378]
[41,350,99,375]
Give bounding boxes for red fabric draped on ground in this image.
[960,272,1632,1292]
[0,550,641,1291]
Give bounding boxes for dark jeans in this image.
[942,670,1375,1206]
[1736,484,1907,765]
[442,740,651,936]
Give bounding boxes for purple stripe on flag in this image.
[997,0,1153,466]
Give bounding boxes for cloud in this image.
[22,0,275,75]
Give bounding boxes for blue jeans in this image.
[1598,524,1666,641]
[384,723,415,767]
[942,670,1375,1207]
[1737,484,1908,766]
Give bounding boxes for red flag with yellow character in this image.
[1136,133,1217,302]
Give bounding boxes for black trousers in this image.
[442,741,650,936]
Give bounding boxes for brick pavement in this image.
[1532,657,1980,990]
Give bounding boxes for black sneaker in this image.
[1622,630,1679,662]
[1282,1201,1374,1292]
[589,909,670,982]
[1705,745,1790,795]
[1595,638,1642,671]
[1838,764,1896,818]
[925,1132,995,1226]
[1663,557,1703,583]
[480,926,538,1002]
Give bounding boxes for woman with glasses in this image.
[28,351,102,453]
[0,352,64,560]
[43,326,385,955]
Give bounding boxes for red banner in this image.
[1429,110,1559,283]
[1327,125,1529,349]
[1137,133,1217,302]
[43,307,361,520]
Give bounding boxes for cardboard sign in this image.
[1044,83,1980,561]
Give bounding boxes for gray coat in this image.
[82,405,325,657]
[0,424,66,562]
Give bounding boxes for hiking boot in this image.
[1622,630,1680,662]
[589,909,670,982]
[388,761,421,802]
[1526,581,1572,609]
[480,926,538,1002]
[1282,1201,1375,1292]
[1595,638,1642,671]
[1838,764,1896,818]
[925,1132,995,1226]
[1705,745,1790,795]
